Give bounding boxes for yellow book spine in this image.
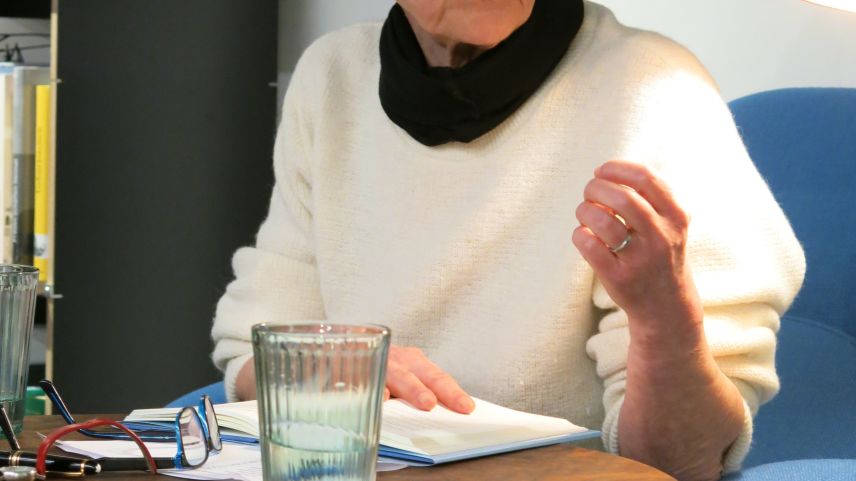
[34,84,51,283]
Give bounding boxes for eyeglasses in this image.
[39,380,222,454]
[38,379,221,470]
[1,403,110,476]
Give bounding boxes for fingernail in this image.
[458,396,475,412]
[417,392,435,409]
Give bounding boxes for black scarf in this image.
[379,0,585,146]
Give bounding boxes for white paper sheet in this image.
[56,440,407,480]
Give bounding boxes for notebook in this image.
[125,397,599,465]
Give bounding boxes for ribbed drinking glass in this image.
[253,323,390,481]
[0,265,39,436]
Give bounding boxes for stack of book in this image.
[0,62,51,282]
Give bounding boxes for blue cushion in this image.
[730,88,856,340]
[165,381,227,408]
[724,459,856,481]
[743,316,856,467]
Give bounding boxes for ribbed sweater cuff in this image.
[601,396,623,455]
[722,399,754,473]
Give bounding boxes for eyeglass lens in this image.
[178,408,208,467]
[203,397,222,452]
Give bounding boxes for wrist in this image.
[626,305,707,362]
[626,328,723,396]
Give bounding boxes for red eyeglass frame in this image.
[36,419,158,475]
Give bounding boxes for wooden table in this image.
[20,416,675,481]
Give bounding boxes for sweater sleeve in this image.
[585,46,805,472]
[211,62,326,402]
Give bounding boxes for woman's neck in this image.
[403,10,492,68]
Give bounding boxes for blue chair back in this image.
[166,381,227,408]
[729,88,856,466]
[730,88,856,338]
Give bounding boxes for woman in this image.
[211,1,805,480]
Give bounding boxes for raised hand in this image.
[572,160,704,346]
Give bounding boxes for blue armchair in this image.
[166,381,227,408]
[725,88,856,476]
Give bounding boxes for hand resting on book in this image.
[235,344,475,414]
[384,346,475,414]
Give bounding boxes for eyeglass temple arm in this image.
[0,405,21,450]
[37,419,158,475]
[41,379,179,444]
[38,380,76,425]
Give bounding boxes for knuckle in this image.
[593,212,615,234]
[404,381,423,395]
[406,384,431,401]
[673,207,690,229]
[571,227,588,250]
[612,194,633,213]
[385,360,406,377]
[424,370,453,386]
[387,371,417,394]
[634,163,654,179]
[634,173,652,192]
[583,180,598,199]
[575,202,588,222]
[669,234,688,254]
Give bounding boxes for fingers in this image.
[572,225,618,273]
[595,160,688,224]
[575,201,628,250]
[386,360,438,411]
[386,346,475,414]
[583,178,656,232]
[574,161,696,322]
[409,356,475,413]
[383,387,390,402]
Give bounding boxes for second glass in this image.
[253,323,390,481]
[0,265,39,436]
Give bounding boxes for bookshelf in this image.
[0,3,53,405]
[21,0,278,413]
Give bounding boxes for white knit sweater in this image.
[211,2,805,471]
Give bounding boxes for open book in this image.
[125,397,599,465]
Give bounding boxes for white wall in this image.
[277,0,856,107]
[597,0,856,100]
[277,0,392,111]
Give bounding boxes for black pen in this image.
[0,450,101,475]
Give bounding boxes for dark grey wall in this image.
[54,0,277,412]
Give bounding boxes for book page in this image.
[126,401,260,437]
[128,397,592,459]
[379,398,588,456]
